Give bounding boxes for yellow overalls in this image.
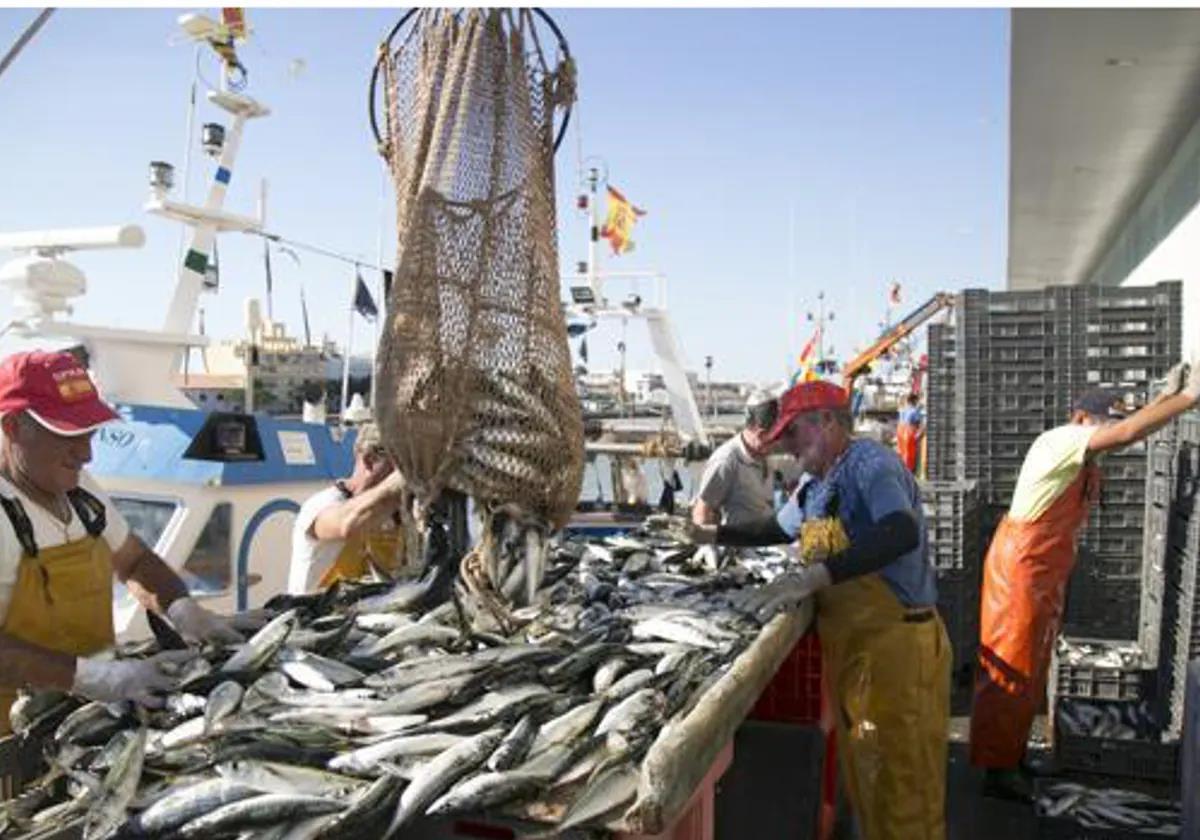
[0,489,114,734]
[800,508,950,839]
[316,484,406,588]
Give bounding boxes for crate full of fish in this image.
[0,531,806,839]
[1036,780,1182,839]
[1053,697,1178,783]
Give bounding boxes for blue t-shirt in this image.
[776,438,937,607]
[899,405,924,426]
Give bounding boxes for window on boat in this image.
[182,503,232,594]
[112,497,178,551]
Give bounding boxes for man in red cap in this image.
[971,362,1200,801]
[0,350,241,732]
[689,379,949,840]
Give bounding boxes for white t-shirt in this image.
[694,433,775,526]
[1008,424,1098,522]
[0,470,131,624]
[288,485,350,595]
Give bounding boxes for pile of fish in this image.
[1054,698,1162,741]
[0,529,794,839]
[1036,781,1180,836]
[1055,637,1146,670]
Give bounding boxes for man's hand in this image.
[1163,362,1188,396]
[166,597,242,645]
[739,565,833,623]
[673,520,717,545]
[72,650,193,707]
[1184,361,1200,401]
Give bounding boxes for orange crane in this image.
[840,292,956,396]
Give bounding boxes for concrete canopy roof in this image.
[1008,9,1200,290]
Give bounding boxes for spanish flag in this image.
[792,332,820,384]
[221,8,248,40]
[600,187,646,256]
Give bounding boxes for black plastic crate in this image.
[1054,731,1179,783]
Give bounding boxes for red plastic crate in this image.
[749,629,824,724]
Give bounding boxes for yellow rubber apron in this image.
[318,525,405,589]
[0,491,114,734]
[803,517,951,840]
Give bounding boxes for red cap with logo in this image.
[0,351,118,436]
[764,380,850,443]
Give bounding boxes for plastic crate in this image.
[749,630,823,726]
[1054,730,1179,782]
[1052,663,1148,702]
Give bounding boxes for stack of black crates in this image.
[919,479,983,712]
[1139,412,1200,741]
[924,281,1181,640]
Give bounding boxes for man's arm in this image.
[1088,392,1197,455]
[311,472,405,542]
[109,534,188,615]
[715,515,791,546]
[690,457,731,526]
[691,498,721,526]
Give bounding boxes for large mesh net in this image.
[375,9,583,534]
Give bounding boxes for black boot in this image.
[981,767,1034,803]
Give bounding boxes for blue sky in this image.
[0,8,1008,384]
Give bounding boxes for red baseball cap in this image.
[0,351,118,436]
[764,380,850,443]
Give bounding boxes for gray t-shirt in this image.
[695,433,774,525]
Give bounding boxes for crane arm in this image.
[840,292,956,389]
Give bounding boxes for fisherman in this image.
[687,380,949,840]
[288,422,407,593]
[0,350,240,728]
[691,389,780,527]
[895,392,923,473]
[971,361,1200,801]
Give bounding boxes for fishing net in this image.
[374,9,583,533]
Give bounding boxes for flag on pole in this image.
[599,186,646,255]
[352,270,378,321]
[221,8,247,40]
[795,331,819,383]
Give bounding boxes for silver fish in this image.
[329,732,465,776]
[216,760,365,797]
[177,794,345,838]
[528,699,603,756]
[205,680,244,733]
[222,609,297,673]
[596,688,664,737]
[131,779,261,836]
[425,769,542,816]
[604,669,656,702]
[384,727,506,835]
[84,728,147,840]
[486,714,536,772]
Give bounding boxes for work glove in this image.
[1163,362,1188,396]
[166,597,243,645]
[738,565,833,623]
[72,650,193,708]
[1184,362,1200,401]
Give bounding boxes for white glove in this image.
[1184,362,1200,401]
[166,597,243,645]
[1163,362,1187,396]
[741,565,833,623]
[72,650,193,707]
